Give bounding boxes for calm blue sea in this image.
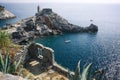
[0,3,120,79]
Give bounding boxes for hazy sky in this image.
[1,0,120,3]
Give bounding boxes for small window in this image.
[37,48,43,59]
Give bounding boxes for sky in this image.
[1,0,120,3]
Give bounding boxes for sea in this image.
[0,3,120,79]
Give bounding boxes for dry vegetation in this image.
[0,30,22,59]
[21,68,68,80]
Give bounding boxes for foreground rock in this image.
[0,72,26,80]
[0,5,16,19]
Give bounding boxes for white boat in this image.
[65,40,71,43]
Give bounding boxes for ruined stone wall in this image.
[42,46,54,65]
[28,43,74,76]
[52,63,70,77]
[27,43,54,66]
[15,43,74,77]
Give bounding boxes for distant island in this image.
[2,5,98,45]
[0,5,16,19]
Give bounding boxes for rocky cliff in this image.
[0,5,16,19]
[35,8,98,33]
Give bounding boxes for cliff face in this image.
[0,5,16,19]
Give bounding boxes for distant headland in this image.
[0,5,16,20]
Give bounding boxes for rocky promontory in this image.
[0,5,16,19]
[4,6,98,44]
[35,8,98,33]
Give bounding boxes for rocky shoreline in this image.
[2,7,98,45]
[0,5,16,20]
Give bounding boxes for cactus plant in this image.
[68,61,104,80]
[0,53,22,74]
[73,61,81,80]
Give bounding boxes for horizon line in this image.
[1,2,120,4]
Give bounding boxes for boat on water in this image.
[65,40,71,43]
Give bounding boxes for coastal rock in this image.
[0,5,16,19]
[11,32,24,39]
[11,31,32,45]
[43,15,53,29]
[86,23,98,32]
[24,19,36,31]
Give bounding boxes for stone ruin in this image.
[22,43,73,76]
[27,43,54,65]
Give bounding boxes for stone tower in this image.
[37,5,40,13]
